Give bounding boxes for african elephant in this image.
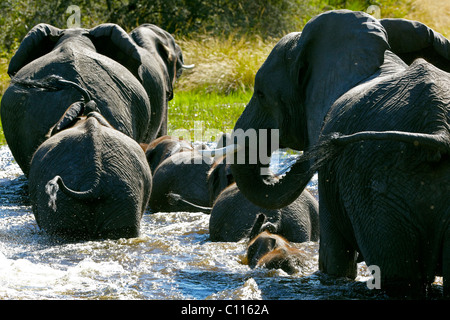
[147,134,233,213]
[29,100,152,240]
[129,24,194,138]
[148,151,220,213]
[143,135,194,173]
[224,10,450,297]
[246,214,308,274]
[1,22,190,176]
[209,183,318,242]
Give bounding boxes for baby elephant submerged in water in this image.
[246,214,309,274]
[247,231,308,275]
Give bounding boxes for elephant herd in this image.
[1,10,449,299]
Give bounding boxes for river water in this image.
[0,144,403,300]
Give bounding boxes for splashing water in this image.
[0,145,419,300]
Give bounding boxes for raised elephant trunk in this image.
[228,124,318,210]
[230,126,450,210]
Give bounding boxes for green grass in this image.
[168,90,250,143]
[0,123,5,146]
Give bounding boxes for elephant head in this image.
[130,24,193,97]
[143,135,193,173]
[129,24,194,137]
[246,228,307,274]
[228,10,450,210]
[380,18,450,73]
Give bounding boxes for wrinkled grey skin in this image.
[246,229,308,275]
[1,23,187,176]
[230,10,450,297]
[129,24,191,138]
[209,183,318,243]
[143,135,194,173]
[147,134,233,214]
[29,104,152,241]
[148,151,217,213]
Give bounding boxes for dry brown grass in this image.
[176,34,276,95]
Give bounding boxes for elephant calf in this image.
[142,135,194,173]
[146,134,233,213]
[246,230,308,275]
[29,102,152,240]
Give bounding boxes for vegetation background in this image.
[0,0,449,144]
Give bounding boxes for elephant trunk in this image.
[227,123,317,209]
[230,123,450,210]
[230,154,315,210]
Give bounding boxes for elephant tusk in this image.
[197,143,241,158]
[181,64,195,69]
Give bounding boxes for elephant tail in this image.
[166,193,212,212]
[11,74,92,102]
[307,130,450,171]
[330,130,450,154]
[45,175,101,211]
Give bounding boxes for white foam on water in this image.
[206,278,263,300]
[0,146,23,179]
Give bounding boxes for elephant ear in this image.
[290,10,390,146]
[88,23,144,81]
[380,18,450,72]
[8,24,63,76]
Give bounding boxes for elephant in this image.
[223,10,450,297]
[209,182,319,242]
[128,24,194,138]
[147,134,233,213]
[143,135,194,173]
[148,151,222,213]
[246,214,308,274]
[0,22,191,176]
[28,97,152,240]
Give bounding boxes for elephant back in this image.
[28,117,152,240]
